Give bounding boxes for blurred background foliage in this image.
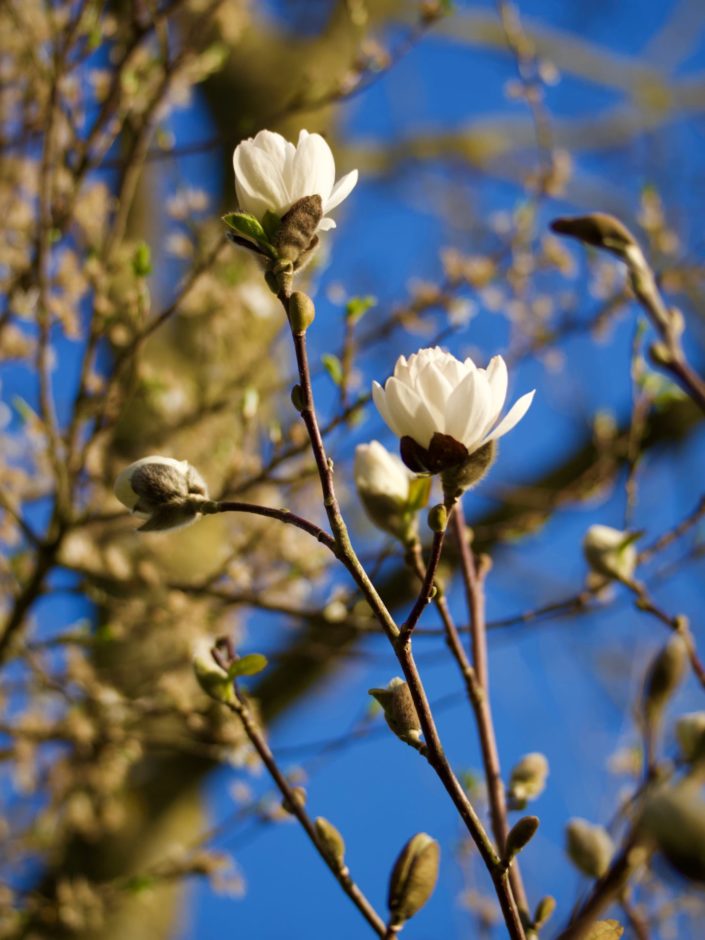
[2,0,705,937]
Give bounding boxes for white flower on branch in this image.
[114,455,209,532]
[354,441,429,543]
[233,129,358,232]
[371,347,534,493]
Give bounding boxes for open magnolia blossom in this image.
[232,129,358,232]
[372,347,534,475]
[114,455,209,532]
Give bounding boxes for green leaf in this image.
[407,476,431,512]
[222,212,276,256]
[261,210,282,241]
[322,354,343,386]
[345,295,377,322]
[227,653,268,679]
[132,241,152,277]
[585,922,624,940]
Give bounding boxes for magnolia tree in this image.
[3,3,705,940]
[111,129,705,940]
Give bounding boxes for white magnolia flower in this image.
[232,129,358,231]
[583,524,638,584]
[372,346,534,473]
[114,455,209,532]
[354,441,413,504]
[354,441,425,542]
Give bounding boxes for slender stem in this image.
[279,293,525,940]
[452,504,530,919]
[225,690,386,936]
[210,500,338,555]
[400,528,447,642]
[631,584,705,692]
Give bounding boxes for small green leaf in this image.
[262,210,282,242]
[322,354,343,386]
[222,212,276,256]
[132,241,152,277]
[345,295,377,322]
[125,875,155,894]
[407,476,431,512]
[227,653,268,678]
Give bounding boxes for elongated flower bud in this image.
[583,525,639,586]
[314,817,346,870]
[638,784,705,882]
[675,712,705,764]
[565,818,614,878]
[642,636,688,726]
[550,213,639,259]
[114,456,209,532]
[354,442,428,544]
[369,678,422,747]
[508,752,549,809]
[388,833,440,926]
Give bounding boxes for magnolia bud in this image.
[427,504,448,533]
[582,525,639,586]
[272,195,322,269]
[508,752,549,808]
[369,678,422,747]
[288,291,316,333]
[114,455,209,532]
[440,440,496,503]
[533,895,556,929]
[315,817,346,870]
[388,833,440,926]
[638,784,705,882]
[281,786,307,815]
[643,635,687,726]
[675,712,705,764]
[192,639,234,704]
[565,818,614,879]
[550,213,639,259]
[505,815,539,864]
[354,442,427,544]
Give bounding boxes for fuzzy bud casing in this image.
[550,213,639,258]
[505,816,540,863]
[643,635,688,726]
[387,833,440,926]
[314,817,346,870]
[676,712,705,764]
[288,291,316,333]
[369,678,422,747]
[565,818,614,879]
[114,456,208,532]
[638,785,705,883]
[508,752,549,808]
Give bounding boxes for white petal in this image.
[485,356,508,418]
[233,142,289,218]
[448,370,492,449]
[290,132,335,203]
[414,361,453,428]
[324,169,358,213]
[485,390,535,444]
[372,381,405,439]
[384,377,424,440]
[251,130,289,164]
[318,218,336,231]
